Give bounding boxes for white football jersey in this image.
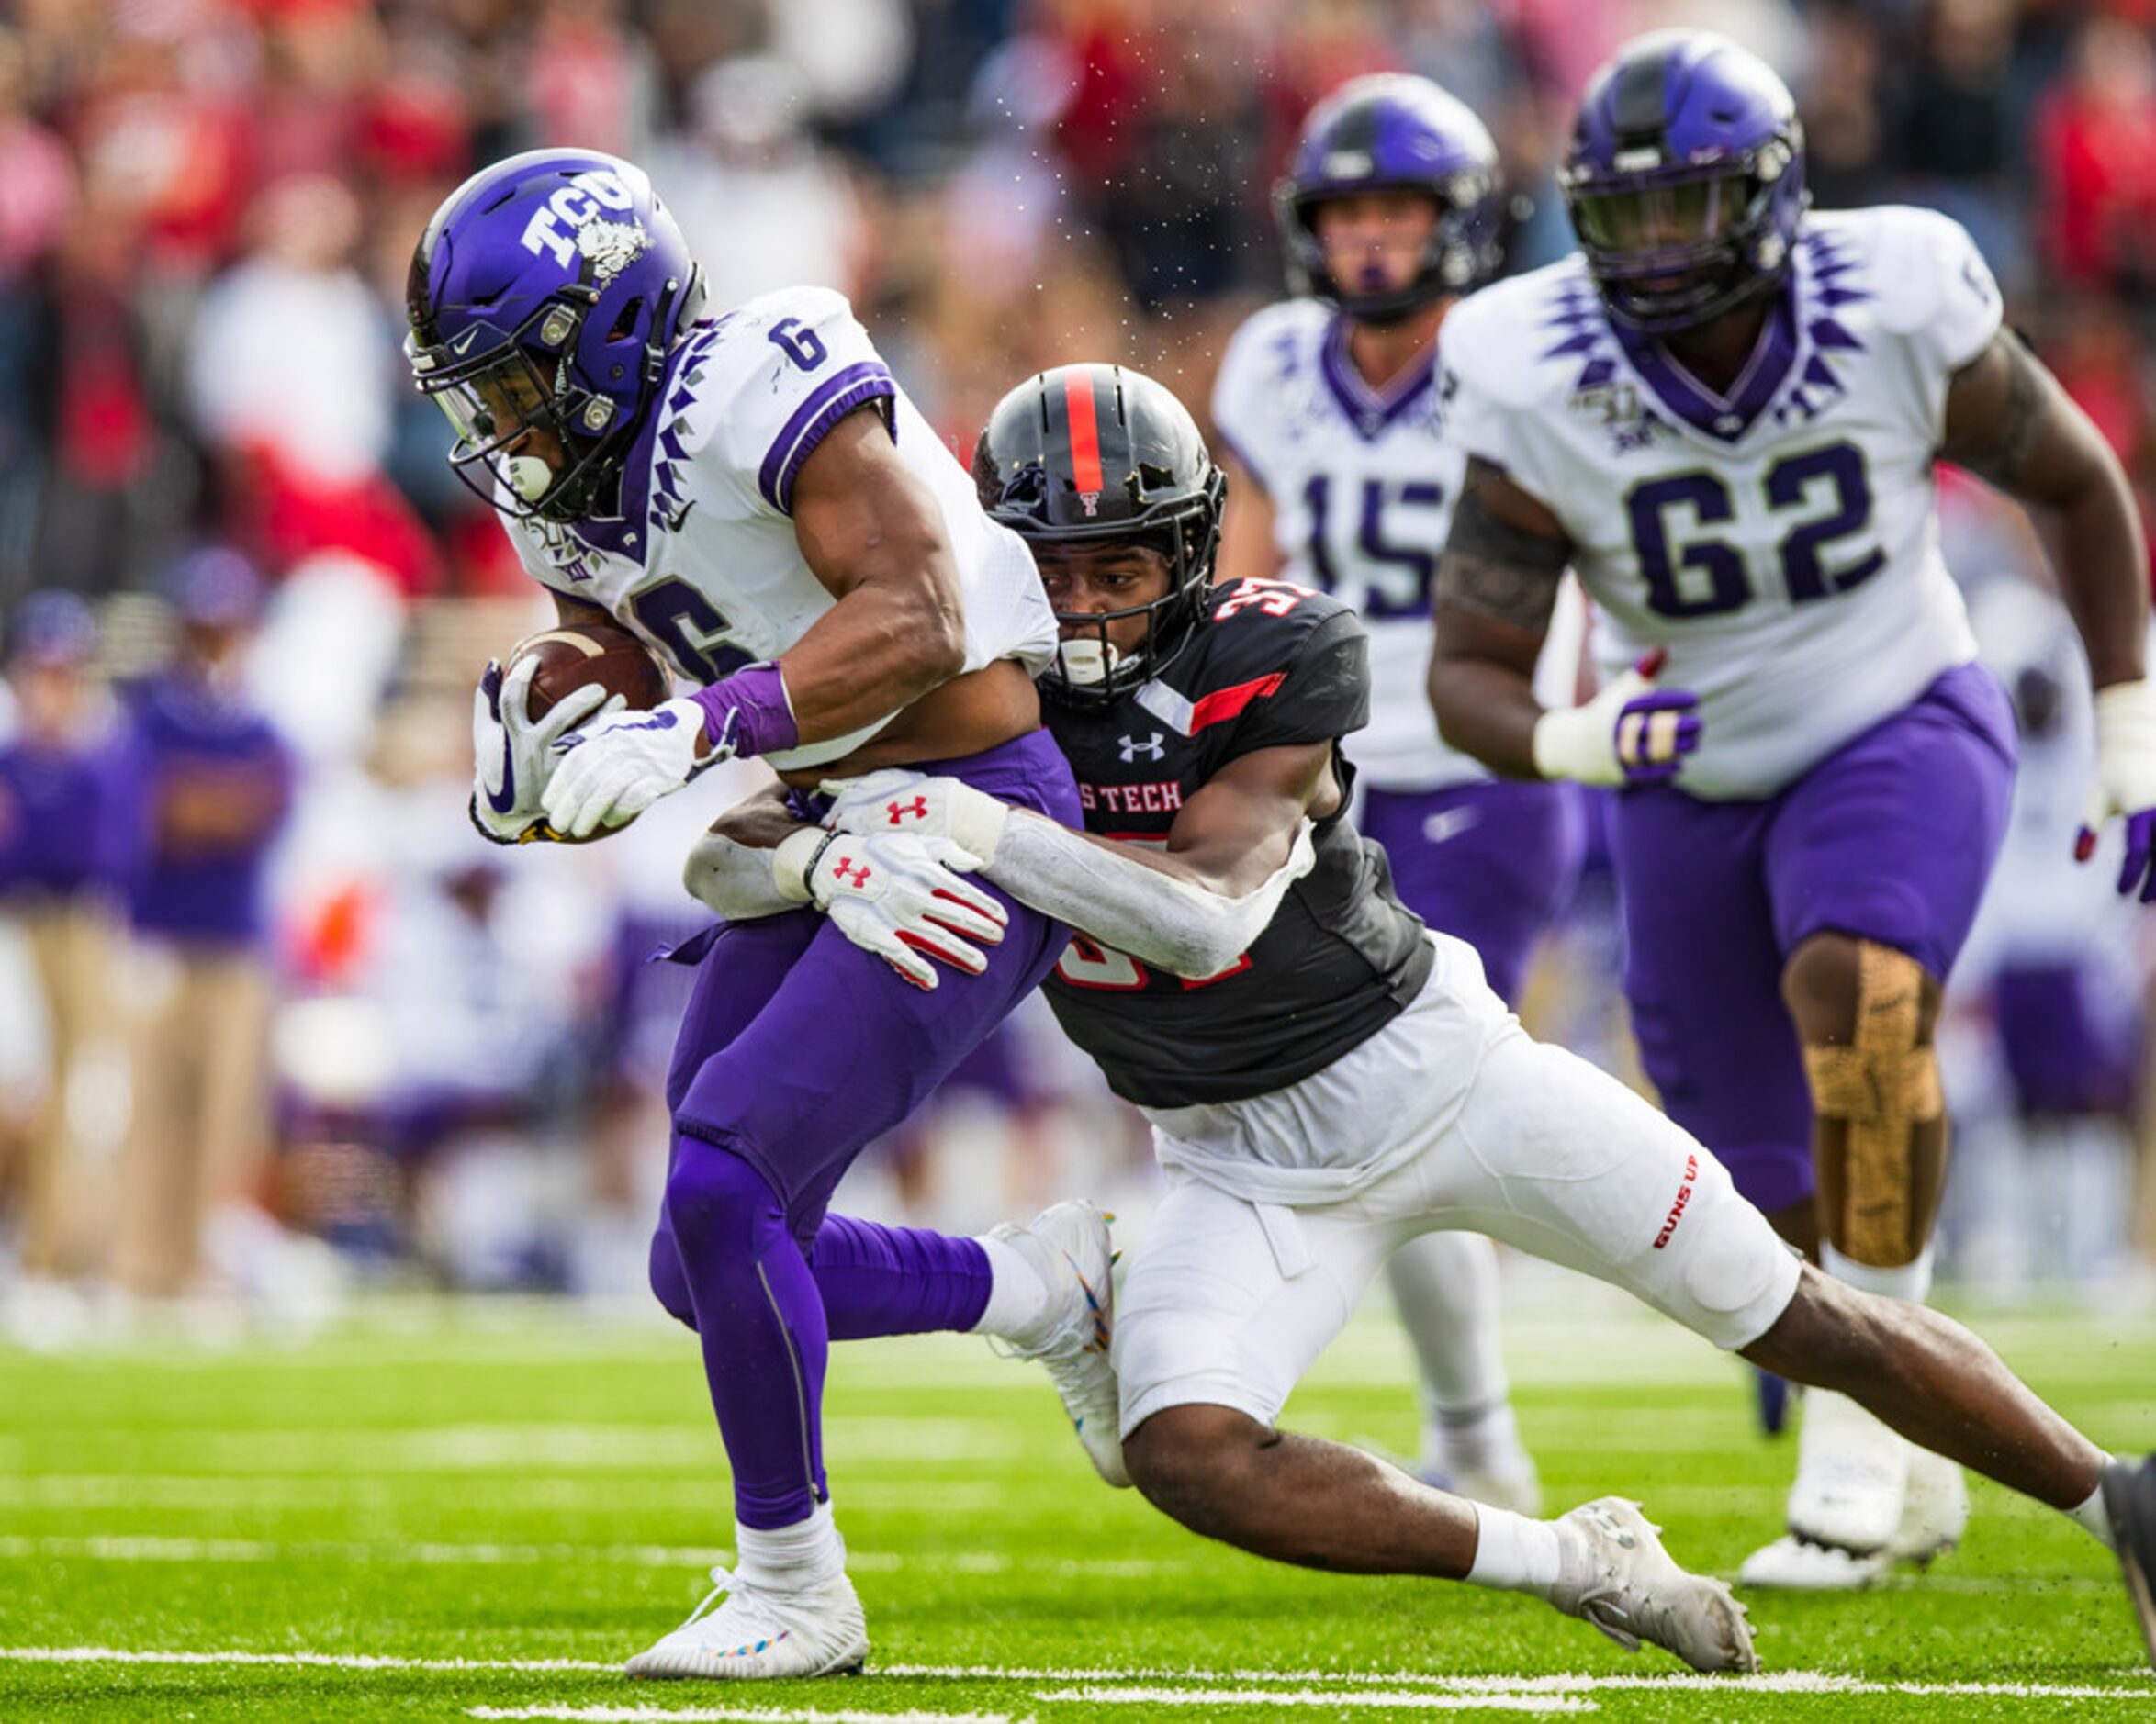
[1213,300,1578,791]
[502,285,1055,772]
[1441,207,2000,800]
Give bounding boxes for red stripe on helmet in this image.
[1062,370,1104,495]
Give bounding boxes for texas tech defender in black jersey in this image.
[689,364,2156,1681]
[1043,572,1430,1106]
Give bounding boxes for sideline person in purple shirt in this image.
[113,549,294,1302]
[0,590,138,1285]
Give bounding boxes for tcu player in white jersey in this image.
[1427,32,2156,1592]
[1212,75,1574,1516]
[406,151,1129,1680]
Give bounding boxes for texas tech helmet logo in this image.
[1078,491,1103,518]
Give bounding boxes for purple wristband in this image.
[689,662,800,759]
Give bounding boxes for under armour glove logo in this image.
[830,857,872,890]
[884,796,929,826]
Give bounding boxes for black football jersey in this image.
[1040,577,1433,1107]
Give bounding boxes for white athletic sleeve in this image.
[984,810,1318,980]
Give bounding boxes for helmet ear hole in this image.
[608,297,645,342]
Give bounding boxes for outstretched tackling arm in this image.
[816,741,1338,980]
[1940,329,2148,690]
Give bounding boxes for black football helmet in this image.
[973,364,1226,705]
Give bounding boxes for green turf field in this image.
[2,1292,2151,1721]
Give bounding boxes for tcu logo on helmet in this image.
[522,170,646,274]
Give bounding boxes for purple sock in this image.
[661,1132,829,1530]
[812,1215,992,1339]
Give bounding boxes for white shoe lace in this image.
[676,1566,741,1631]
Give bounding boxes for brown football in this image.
[508,622,672,721]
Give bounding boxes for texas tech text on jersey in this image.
[1039,577,1432,1107]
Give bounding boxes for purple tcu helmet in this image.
[1561,30,1807,334]
[1275,73,1504,321]
[405,149,705,522]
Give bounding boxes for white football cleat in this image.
[1783,1388,1907,1553]
[988,1199,1128,1488]
[1551,1497,1759,1674]
[1738,1450,1966,1591]
[1738,1533,1890,1591]
[625,1565,868,1681]
[1890,1445,1968,1566]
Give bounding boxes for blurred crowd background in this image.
[2,0,2154,1342]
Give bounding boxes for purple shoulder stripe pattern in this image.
[757,361,898,514]
[1771,227,1873,430]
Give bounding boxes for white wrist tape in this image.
[2094,678,2156,808]
[986,812,1317,979]
[1530,669,1647,787]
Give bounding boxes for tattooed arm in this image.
[1428,458,1576,777]
[1941,330,2148,688]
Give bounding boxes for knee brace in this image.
[1800,942,1942,1263]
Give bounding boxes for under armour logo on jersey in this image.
[831,857,871,890]
[1118,732,1165,763]
[883,796,928,825]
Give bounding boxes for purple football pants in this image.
[1611,663,2016,1215]
[1360,778,1587,1007]
[649,728,1078,1528]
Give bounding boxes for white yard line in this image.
[469,1708,1015,1724]
[1028,1689,1587,1713]
[1,1647,2150,1700]
[2,1647,619,1673]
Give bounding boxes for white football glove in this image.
[1531,647,1701,788]
[471,655,620,845]
[544,696,720,840]
[772,823,1009,990]
[819,768,1014,865]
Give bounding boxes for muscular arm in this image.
[1428,459,1574,778]
[974,740,1337,977]
[683,781,802,921]
[1213,453,1284,588]
[775,406,968,740]
[1045,738,1338,897]
[1941,330,2149,688]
